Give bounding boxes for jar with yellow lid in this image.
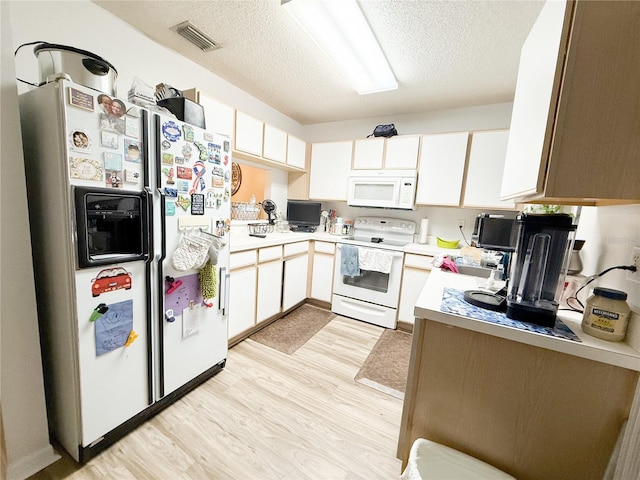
[581,287,631,342]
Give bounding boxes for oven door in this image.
[332,243,404,308]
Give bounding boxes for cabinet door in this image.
[397,267,430,325]
[287,135,306,170]
[416,132,469,206]
[353,138,384,169]
[199,95,234,137]
[263,124,287,163]
[311,253,334,302]
[309,141,353,200]
[283,254,309,311]
[256,260,283,323]
[384,136,420,169]
[234,111,264,156]
[463,130,515,209]
[228,267,256,338]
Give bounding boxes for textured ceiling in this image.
[93,0,544,125]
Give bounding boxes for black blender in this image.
[505,213,576,327]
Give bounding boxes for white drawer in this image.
[404,253,434,270]
[314,241,335,255]
[284,241,309,257]
[258,245,282,262]
[230,250,256,269]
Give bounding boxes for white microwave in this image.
[347,170,417,210]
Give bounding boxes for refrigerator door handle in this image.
[219,266,229,315]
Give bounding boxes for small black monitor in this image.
[286,200,321,231]
[472,215,516,252]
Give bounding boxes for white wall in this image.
[1,3,60,479]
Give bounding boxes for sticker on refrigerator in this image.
[125,139,142,163]
[69,129,91,152]
[162,121,181,142]
[90,267,132,297]
[101,131,118,149]
[68,87,94,111]
[94,299,134,356]
[69,157,103,181]
[174,156,185,165]
[182,303,202,338]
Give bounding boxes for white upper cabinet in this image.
[415,132,469,206]
[309,141,353,200]
[353,138,384,169]
[501,0,640,205]
[384,136,420,169]
[262,123,287,164]
[463,130,515,209]
[287,135,307,170]
[199,95,234,137]
[234,111,264,157]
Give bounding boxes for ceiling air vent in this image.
[172,21,220,52]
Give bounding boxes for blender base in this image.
[506,302,557,328]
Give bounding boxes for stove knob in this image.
[401,223,406,228]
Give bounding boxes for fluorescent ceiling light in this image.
[283,0,398,95]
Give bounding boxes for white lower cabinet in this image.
[228,266,257,339]
[256,246,283,323]
[283,254,309,311]
[310,241,335,303]
[397,254,433,325]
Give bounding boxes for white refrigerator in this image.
[19,79,231,462]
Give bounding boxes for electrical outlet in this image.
[457,219,466,230]
[628,246,640,283]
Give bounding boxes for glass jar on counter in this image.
[581,287,631,342]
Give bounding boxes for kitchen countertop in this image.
[230,223,463,256]
[415,268,640,371]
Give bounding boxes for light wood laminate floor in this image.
[31,316,404,479]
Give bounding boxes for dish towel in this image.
[358,247,393,274]
[340,245,361,276]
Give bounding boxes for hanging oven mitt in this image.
[172,229,212,271]
[208,236,226,265]
[198,259,217,307]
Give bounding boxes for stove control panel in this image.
[354,216,416,235]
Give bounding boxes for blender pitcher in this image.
[506,213,576,327]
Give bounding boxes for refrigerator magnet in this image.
[182,143,193,161]
[125,117,140,138]
[176,195,191,211]
[165,309,176,323]
[89,303,109,322]
[176,180,189,194]
[203,132,214,142]
[104,152,123,171]
[68,87,94,111]
[193,141,208,161]
[125,140,142,163]
[191,194,205,215]
[164,187,178,197]
[182,125,195,142]
[205,191,216,208]
[165,201,176,216]
[211,176,224,188]
[177,166,192,179]
[162,168,175,184]
[101,131,118,149]
[162,153,174,166]
[174,156,185,165]
[161,140,171,150]
[69,129,91,152]
[99,113,125,134]
[162,121,181,142]
[69,157,103,182]
[124,169,140,184]
[106,169,123,189]
[223,140,230,152]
